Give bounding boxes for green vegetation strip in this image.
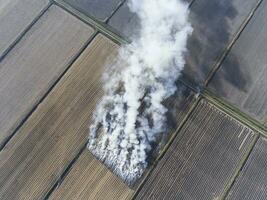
[52,0,129,45]
[202,89,267,137]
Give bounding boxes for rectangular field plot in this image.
[0,34,115,200]
[49,150,134,200]
[226,137,267,200]
[135,100,257,200]
[0,0,49,58]
[0,5,94,149]
[182,0,260,86]
[108,0,140,39]
[62,0,123,22]
[209,0,267,127]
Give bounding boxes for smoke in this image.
[88,0,192,184]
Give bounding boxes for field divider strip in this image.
[202,89,267,137]
[0,2,53,62]
[41,1,132,198]
[131,95,201,199]
[178,78,267,136]
[44,143,88,200]
[52,0,130,45]
[105,0,127,24]
[220,134,260,200]
[204,0,263,86]
[0,30,98,151]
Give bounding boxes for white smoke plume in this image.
[88,0,192,184]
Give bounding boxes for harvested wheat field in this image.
[0,0,267,199]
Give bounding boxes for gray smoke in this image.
[88,0,192,184]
